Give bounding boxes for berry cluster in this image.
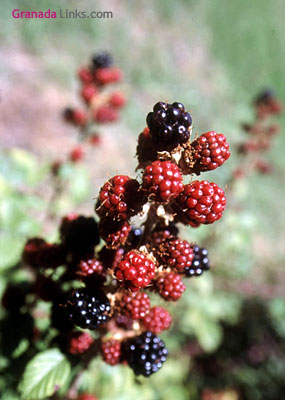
[52,52,126,171]
[20,101,230,379]
[233,89,283,179]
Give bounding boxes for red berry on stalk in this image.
[155,272,186,301]
[77,67,94,84]
[109,91,126,108]
[175,180,226,226]
[96,175,142,221]
[80,84,98,104]
[142,307,172,334]
[101,339,121,365]
[69,146,84,163]
[89,134,101,146]
[156,238,194,273]
[94,106,119,123]
[118,291,151,320]
[68,331,94,355]
[191,131,230,174]
[99,217,131,249]
[94,67,122,85]
[78,258,104,276]
[114,250,156,292]
[142,160,183,203]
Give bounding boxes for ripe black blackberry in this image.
[146,102,192,152]
[60,215,100,256]
[64,288,111,330]
[127,226,143,248]
[184,245,210,277]
[92,51,113,69]
[123,331,168,377]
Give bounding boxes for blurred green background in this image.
[0,1,284,399]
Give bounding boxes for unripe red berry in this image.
[80,84,98,104]
[77,67,94,84]
[175,180,226,226]
[118,291,151,320]
[69,146,84,163]
[114,250,156,292]
[191,131,230,174]
[94,106,119,123]
[101,339,121,365]
[109,91,126,108]
[142,306,172,334]
[94,67,122,85]
[68,331,94,355]
[142,160,183,203]
[155,272,186,301]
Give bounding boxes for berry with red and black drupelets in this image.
[99,246,124,271]
[78,393,98,400]
[191,131,230,174]
[64,288,111,330]
[175,180,227,227]
[142,160,183,203]
[96,175,143,221]
[22,238,48,268]
[146,102,192,152]
[68,331,94,355]
[155,272,186,301]
[142,306,172,334]
[101,339,121,365]
[60,214,100,257]
[123,331,168,377]
[94,105,119,123]
[63,108,87,126]
[92,51,113,70]
[99,217,131,249]
[184,245,210,278]
[117,291,151,320]
[78,258,104,277]
[136,127,158,168]
[114,250,156,292]
[155,237,194,273]
[148,223,178,248]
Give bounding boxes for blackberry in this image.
[127,226,143,248]
[64,288,111,330]
[92,51,113,69]
[155,272,186,301]
[123,331,168,377]
[185,245,210,277]
[60,215,100,256]
[118,291,151,320]
[146,102,192,152]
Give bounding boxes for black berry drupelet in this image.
[123,331,168,377]
[92,51,113,69]
[184,245,210,277]
[64,288,111,329]
[146,102,192,152]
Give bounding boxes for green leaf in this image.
[19,349,71,400]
